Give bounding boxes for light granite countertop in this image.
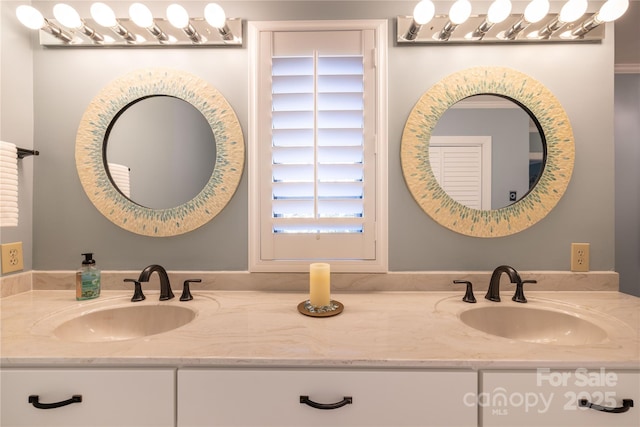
[1,290,639,370]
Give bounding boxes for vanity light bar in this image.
[17,3,243,47]
[38,17,243,47]
[397,0,629,44]
[397,12,605,43]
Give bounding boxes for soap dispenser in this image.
[76,253,101,300]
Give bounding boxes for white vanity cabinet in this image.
[177,368,477,427]
[0,368,175,427]
[479,369,640,427]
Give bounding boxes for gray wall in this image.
[2,2,631,292]
[614,73,640,296]
[0,1,34,271]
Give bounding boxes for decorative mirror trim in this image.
[76,68,245,237]
[401,66,574,238]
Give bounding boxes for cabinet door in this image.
[480,369,640,427]
[1,369,175,427]
[178,368,477,427]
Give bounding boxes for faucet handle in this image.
[124,279,145,302]
[180,279,202,301]
[453,280,476,303]
[512,279,536,303]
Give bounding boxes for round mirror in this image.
[401,67,574,238]
[76,68,245,237]
[105,96,216,209]
[430,94,545,210]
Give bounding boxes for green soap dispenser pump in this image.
[76,253,101,300]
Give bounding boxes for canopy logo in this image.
[464,368,622,416]
[463,388,554,414]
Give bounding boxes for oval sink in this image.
[53,305,196,343]
[459,306,608,345]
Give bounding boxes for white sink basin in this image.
[53,304,196,343]
[459,305,608,345]
[30,294,219,343]
[432,295,637,346]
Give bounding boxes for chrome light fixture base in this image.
[39,17,243,47]
[396,14,605,44]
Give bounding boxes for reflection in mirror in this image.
[400,66,575,238]
[430,95,545,210]
[106,96,216,209]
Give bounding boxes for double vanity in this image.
[1,274,639,427]
[4,0,635,423]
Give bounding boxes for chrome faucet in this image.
[138,264,174,301]
[485,265,521,302]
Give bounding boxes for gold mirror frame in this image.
[401,67,574,238]
[76,68,245,237]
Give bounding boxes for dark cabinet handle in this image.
[28,394,82,409]
[579,398,634,413]
[300,395,352,410]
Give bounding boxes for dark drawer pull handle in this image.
[579,398,634,413]
[300,395,352,410]
[28,394,82,409]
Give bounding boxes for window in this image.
[249,20,387,272]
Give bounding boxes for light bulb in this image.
[91,2,117,28]
[488,0,512,24]
[559,0,588,23]
[524,0,550,23]
[53,3,82,29]
[204,3,226,29]
[167,4,190,29]
[413,0,435,25]
[16,5,45,30]
[598,0,629,22]
[129,3,154,28]
[449,0,472,25]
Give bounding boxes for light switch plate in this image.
[1,242,24,273]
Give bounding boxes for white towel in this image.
[0,141,19,227]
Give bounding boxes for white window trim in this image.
[248,20,388,273]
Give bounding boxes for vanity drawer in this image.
[480,369,640,427]
[177,368,477,427]
[0,368,175,427]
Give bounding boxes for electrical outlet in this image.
[1,242,24,274]
[571,242,590,272]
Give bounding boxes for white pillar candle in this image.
[309,263,330,307]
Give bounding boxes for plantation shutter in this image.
[429,144,486,210]
[259,29,377,261]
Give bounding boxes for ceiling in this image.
[615,0,640,67]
